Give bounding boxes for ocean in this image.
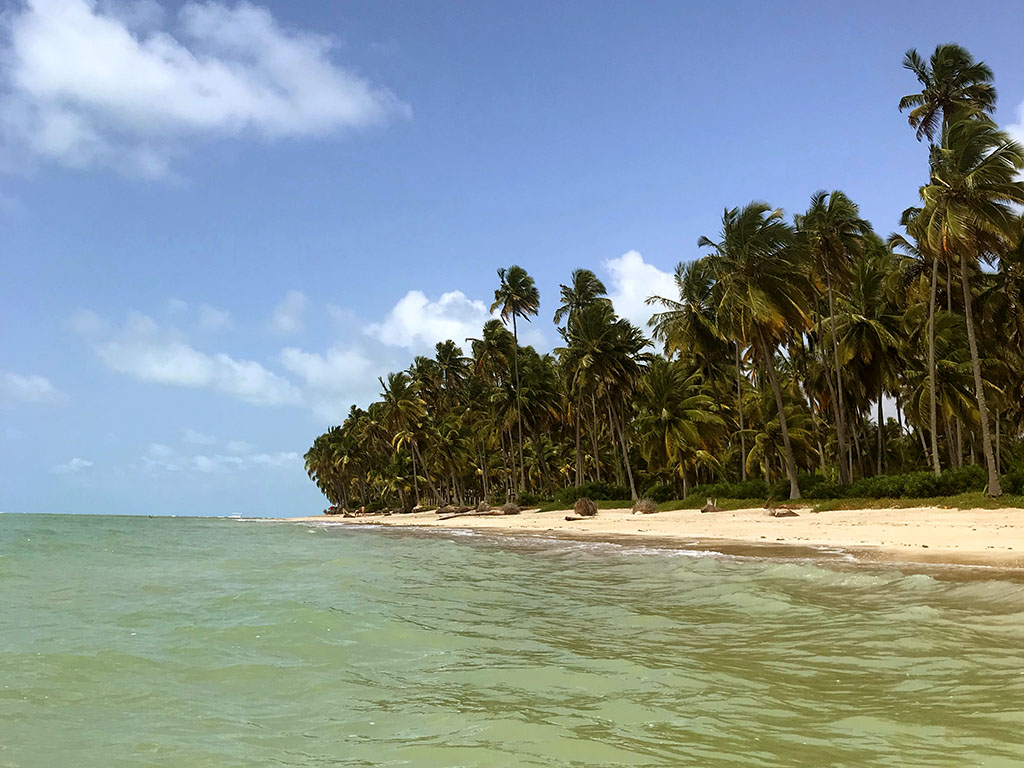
[1,513,1022,767]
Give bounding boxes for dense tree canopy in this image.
[307,44,1024,509]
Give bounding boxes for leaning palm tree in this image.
[918,115,1024,495]
[702,203,812,499]
[491,265,540,497]
[795,190,872,484]
[899,44,997,142]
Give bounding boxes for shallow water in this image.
[1,514,1022,767]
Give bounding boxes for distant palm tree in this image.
[702,203,811,499]
[795,190,872,484]
[899,44,996,142]
[919,116,1024,495]
[491,266,540,497]
[553,268,611,325]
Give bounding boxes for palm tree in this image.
[634,358,724,497]
[890,207,944,476]
[702,203,811,499]
[379,372,427,507]
[918,115,1024,495]
[899,44,996,142]
[491,266,540,498]
[795,190,872,484]
[553,269,611,325]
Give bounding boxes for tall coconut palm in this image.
[379,372,427,507]
[702,203,811,499]
[919,115,1024,495]
[899,44,996,143]
[890,207,944,476]
[491,266,540,497]
[795,190,872,484]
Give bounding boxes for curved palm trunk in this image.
[511,314,526,498]
[410,439,419,507]
[760,338,801,500]
[574,387,583,485]
[927,257,942,476]
[959,251,1001,496]
[876,396,885,476]
[735,342,747,481]
[826,278,851,485]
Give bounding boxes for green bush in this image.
[642,483,676,503]
[1002,470,1024,495]
[517,492,547,507]
[555,482,630,504]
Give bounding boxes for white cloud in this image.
[148,442,174,457]
[166,297,188,315]
[603,250,676,331]
[139,442,297,474]
[182,428,216,445]
[53,456,93,473]
[197,303,230,331]
[0,0,408,176]
[366,289,494,349]
[225,439,253,453]
[78,310,302,406]
[280,344,381,422]
[1008,102,1024,149]
[270,290,307,334]
[250,451,299,467]
[0,371,64,404]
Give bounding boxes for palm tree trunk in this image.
[611,398,638,500]
[410,440,419,507]
[826,278,851,485]
[877,396,884,476]
[735,342,747,481]
[928,257,942,476]
[959,251,1001,496]
[761,338,801,500]
[511,313,526,498]
[590,393,602,482]
[574,388,583,485]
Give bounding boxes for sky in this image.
[3,0,1024,517]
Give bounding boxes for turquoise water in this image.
[1,514,1023,767]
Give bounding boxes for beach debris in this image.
[574,497,598,517]
[768,509,799,518]
[632,498,658,515]
[500,502,521,515]
[700,498,721,514]
[476,501,491,513]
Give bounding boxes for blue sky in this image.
[3,0,1023,517]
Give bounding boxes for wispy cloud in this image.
[0,371,64,404]
[76,310,302,406]
[270,290,308,335]
[52,456,93,474]
[0,0,409,177]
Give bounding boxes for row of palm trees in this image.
[305,43,1024,506]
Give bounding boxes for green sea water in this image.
[1,514,1023,767]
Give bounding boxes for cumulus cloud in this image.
[0,371,64,404]
[280,344,382,421]
[366,290,495,349]
[78,310,302,406]
[53,456,93,473]
[603,250,676,331]
[0,0,408,176]
[270,290,307,334]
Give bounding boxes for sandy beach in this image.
[279,505,1024,569]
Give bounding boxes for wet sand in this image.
[277,505,1024,570]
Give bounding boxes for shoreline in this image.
[273,505,1024,572]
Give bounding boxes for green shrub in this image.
[1002,470,1024,496]
[555,482,630,504]
[642,483,676,503]
[517,492,546,507]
